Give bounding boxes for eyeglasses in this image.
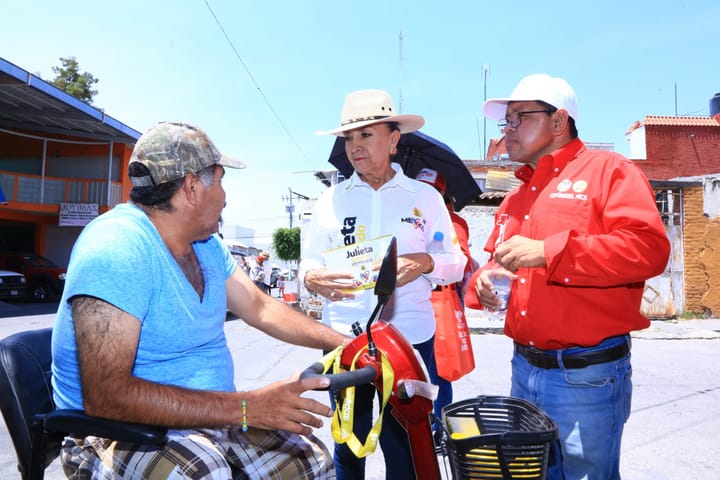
[497,110,553,132]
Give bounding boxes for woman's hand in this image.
[304,268,355,301]
[396,253,432,287]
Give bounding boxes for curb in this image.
[464,309,720,340]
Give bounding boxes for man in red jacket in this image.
[464,74,670,480]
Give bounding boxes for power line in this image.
[681,108,708,116]
[202,0,312,165]
[230,214,287,222]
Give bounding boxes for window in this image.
[655,188,682,226]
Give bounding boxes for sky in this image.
[3,0,719,248]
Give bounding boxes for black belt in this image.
[514,340,630,369]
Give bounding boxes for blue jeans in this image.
[329,337,443,480]
[510,335,633,480]
[414,336,453,434]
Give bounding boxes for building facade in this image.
[0,57,140,267]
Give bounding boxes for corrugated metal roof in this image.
[485,169,521,192]
[0,57,140,143]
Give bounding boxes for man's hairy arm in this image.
[72,296,331,434]
[226,268,348,349]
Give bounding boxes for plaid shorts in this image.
[60,426,335,479]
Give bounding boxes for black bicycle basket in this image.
[442,395,558,480]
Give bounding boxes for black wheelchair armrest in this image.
[42,409,168,445]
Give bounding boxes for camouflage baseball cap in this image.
[129,121,246,187]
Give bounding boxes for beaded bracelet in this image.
[242,399,248,432]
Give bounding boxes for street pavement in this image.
[0,304,719,479]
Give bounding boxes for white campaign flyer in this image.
[323,235,393,292]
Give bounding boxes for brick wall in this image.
[643,126,720,180]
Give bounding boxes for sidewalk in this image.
[1,311,719,479]
[465,307,720,340]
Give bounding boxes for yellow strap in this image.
[318,345,344,372]
[321,344,395,458]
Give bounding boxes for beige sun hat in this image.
[317,89,425,136]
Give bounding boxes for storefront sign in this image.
[59,202,99,226]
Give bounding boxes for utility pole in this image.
[483,64,489,160]
[282,188,310,229]
[282,188,295,228]
[398,30,404,113]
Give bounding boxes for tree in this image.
[272,227,301,261]
[50,56,99,104]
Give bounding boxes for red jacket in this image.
[464,139,670,349]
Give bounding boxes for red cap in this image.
[416,168,447,195]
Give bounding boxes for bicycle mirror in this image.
[374,236,397,300]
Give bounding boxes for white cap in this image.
[483,74,578,122]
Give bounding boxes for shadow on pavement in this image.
[0,300,60,318]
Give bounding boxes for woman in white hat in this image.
[300,89,467,479]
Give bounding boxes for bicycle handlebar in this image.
[299,362,377,391]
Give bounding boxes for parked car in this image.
[0,269,26,301]
[0,253,66,302]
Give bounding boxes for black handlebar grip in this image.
[299,363,377,391]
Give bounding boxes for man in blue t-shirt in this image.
[51,122,347,479]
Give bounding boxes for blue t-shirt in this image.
[51,203,237,410]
